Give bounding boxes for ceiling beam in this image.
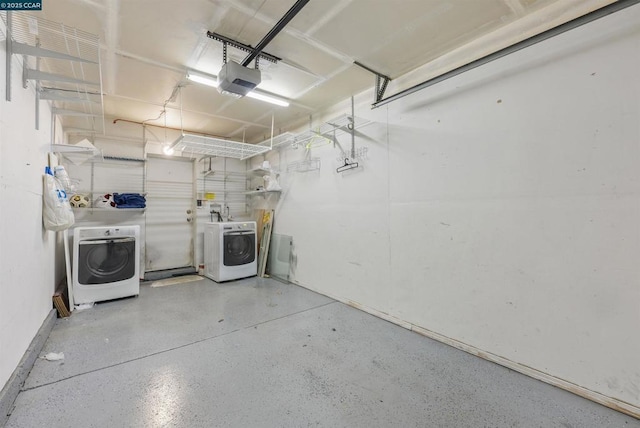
[103,0,120,93]
[304,0,353,36]
[503,0,527,17]
[114,49,185,74]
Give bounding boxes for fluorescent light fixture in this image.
[186,69,219,87]
[186,68,289,107]
[162,144,174,155]
[245,91,289,107]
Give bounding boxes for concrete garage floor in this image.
[6,277,639,427]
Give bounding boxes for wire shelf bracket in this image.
[354,61,391,103]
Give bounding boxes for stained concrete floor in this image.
[6,277,639,428]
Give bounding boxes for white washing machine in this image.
[204,222,257,282]
[73,226,140,304]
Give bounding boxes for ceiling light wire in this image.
[179,86,184,134]
[270,111,274,149]
[152,83,184,155]
[142,83,180,125]
[161,108,174,155]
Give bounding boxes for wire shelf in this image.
[256,114,372,151]
[256,132,296,148]
[1,11,105,134]
[2,13,100,61]
[295,114,371,146]
[287,157,321,173]
[171,133,271,160]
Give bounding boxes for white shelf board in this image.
[248,167,279,176]
[245,190,282,196]
[51,143,103,163]
[73,208,145,213]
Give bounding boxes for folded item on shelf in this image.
[113,192,146,208]
[94,194,117,208]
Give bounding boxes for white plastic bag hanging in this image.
[263,173,281,191]
[43,166,75,231]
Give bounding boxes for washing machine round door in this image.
[223,231,256,266]
[77,237,136,284]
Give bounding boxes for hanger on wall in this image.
[337,97,359,174]
[336,158,358,173]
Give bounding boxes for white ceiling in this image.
[22,0,614,143]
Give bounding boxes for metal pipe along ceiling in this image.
[241,0,311,67]
[372,0,640,109]
[112,118,228,140]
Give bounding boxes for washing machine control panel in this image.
[75,226,139,240]
[221,222,256,232]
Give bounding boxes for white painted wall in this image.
[271,6,640,410]
[0,40,63,388]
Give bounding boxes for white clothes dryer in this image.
[73,226,140,304]
[204,222,257,282]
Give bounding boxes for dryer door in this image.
[223,231,256,266]
[77,237,137,284]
